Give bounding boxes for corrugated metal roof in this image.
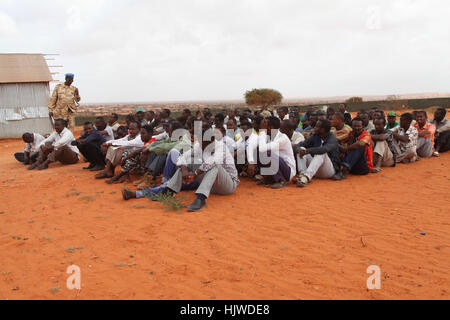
[0,53,53,84]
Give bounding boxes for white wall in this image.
[0,82,52,138]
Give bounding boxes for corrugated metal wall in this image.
[0,82,52,138]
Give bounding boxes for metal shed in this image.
[0,53,53,138]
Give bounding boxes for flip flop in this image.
[38,164,48,170]
[95,172,112,179]
[27,164,38,170]
[295,175,309,188]
[270,181,287,189]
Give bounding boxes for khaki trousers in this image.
[373,141,395,167]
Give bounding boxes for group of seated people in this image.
[14,104,450,212]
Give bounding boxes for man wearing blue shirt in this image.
[72,122,106,171]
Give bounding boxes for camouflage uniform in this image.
[48,84,81,132]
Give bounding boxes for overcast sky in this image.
[1,0,449,103]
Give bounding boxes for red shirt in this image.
[357,130,373,171]
[145,138,157,146]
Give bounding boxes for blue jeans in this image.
[136,149,200,199]
[343,147,369,175]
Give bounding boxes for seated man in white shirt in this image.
[14,132,45,165]
[245,116,264,179]
[257,117,296,189]
[95,121,144,179]
[280,120,305,147]
[217,126,237,155]
[95,117,115,142]
[28,119,79,170]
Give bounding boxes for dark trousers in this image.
[343,147,369,175]
[14,152,38,164]
[436,131,450,153]
[78,143,105,166]
[145,152,167,175]
[258,151,291,182]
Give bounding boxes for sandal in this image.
[27,164,38,170]
[257,179,270,186]
[38,163,49,171]
[371,167,381,174]
[95,172,112,179]
[270,181,287,189]
[295,175,309,188]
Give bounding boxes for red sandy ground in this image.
[0,132,449,300]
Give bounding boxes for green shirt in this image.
[386,122,399,130]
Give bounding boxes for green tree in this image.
[345,96,363,103]
[245,88,283,110]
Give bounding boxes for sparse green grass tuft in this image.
[66,246,85,253]
[78,195,97,203]
[146,193,187,214]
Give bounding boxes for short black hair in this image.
[129,120,141,129]
[22,133,33,141]
[267,116,281,129]
[117,126,127,132]
[55,118,68,127]
[436,108,447,116]
[416,111,428,118]
[352,117,364,125]
[171,121,183,131]
[227,117,237,125]
[278,106,289,114]
[240,121,252,129]
[374,117,387,125]
[281,119,294,130]
[214,113,225,122]
[141,125,153,133]
[163,109,171,117]
[96,116,106,123]
[84,121,93,126]
[183,109,191,115]
[254,115,264,126]
[317,119,332,133]
[136,111,144,115]
[111,113,119,120]
[400,113,413,122]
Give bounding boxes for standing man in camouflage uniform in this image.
[48,73,81,132]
